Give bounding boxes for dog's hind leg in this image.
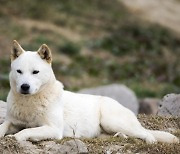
[100,98,156,143]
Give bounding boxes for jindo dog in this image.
[0,40,179,144]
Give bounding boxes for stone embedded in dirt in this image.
[39,139,88,154]
[0,136,88,154]
[40,141,71,154]
[157,94,180,116]
[36,140,88,154]
[78,84,139,115]
[19,140,42,154]
[0,100,7,124]
[63,139,88,153]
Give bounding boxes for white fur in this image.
[0,46,179,144]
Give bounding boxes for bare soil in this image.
[121,0,180,34]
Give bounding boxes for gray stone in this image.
[157,94,180,116]
[0,136,88,154]
[19,140,42,154]
[0,100,7,124]
[39,141,69,154]
[79,84,139,115]
[63,139,88,153]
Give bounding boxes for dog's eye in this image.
[32,70,39,74]
[17,70,22,74]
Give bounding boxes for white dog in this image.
[0,40,179,144]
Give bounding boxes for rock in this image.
[0,100,7,124]
[0,137,88,154]
[79,84,139,115]
[38,140,72,154]
[157,94,180,116]
[139,98,160,115]
[63,139,88,153]
[19,140,42,154]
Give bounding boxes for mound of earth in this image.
[121,0,180,34]
[0,115,179,154]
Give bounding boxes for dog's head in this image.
[10,40,55,95]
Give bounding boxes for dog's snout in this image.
[21,84,30,92]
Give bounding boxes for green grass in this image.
[0,58,10,101]
[0,0,129,32]
[0,0,179,99]
[59,41,81,56]
[93,23,180,55]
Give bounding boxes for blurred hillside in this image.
[0,0,180,101]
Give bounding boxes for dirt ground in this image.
[0,115,179,154]
[121,0,180,34]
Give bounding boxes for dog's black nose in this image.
[21,84,30,92]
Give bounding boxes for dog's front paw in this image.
[0,126,5,138]
[6,134,19,141]
[13,132,27,142]
[6,134,14,138]
[0,132,5,138]
[6,134,25,142]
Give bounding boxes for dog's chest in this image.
[9,99,48,127]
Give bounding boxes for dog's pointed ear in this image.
[37,44,52,63]
[11,40,25,61]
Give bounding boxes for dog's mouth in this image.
[20,89,39,95]
[20,91,30,95]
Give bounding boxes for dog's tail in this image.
[147,129,179,143]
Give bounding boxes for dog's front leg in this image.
[13,125,63,142]
[0,121,11,137]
